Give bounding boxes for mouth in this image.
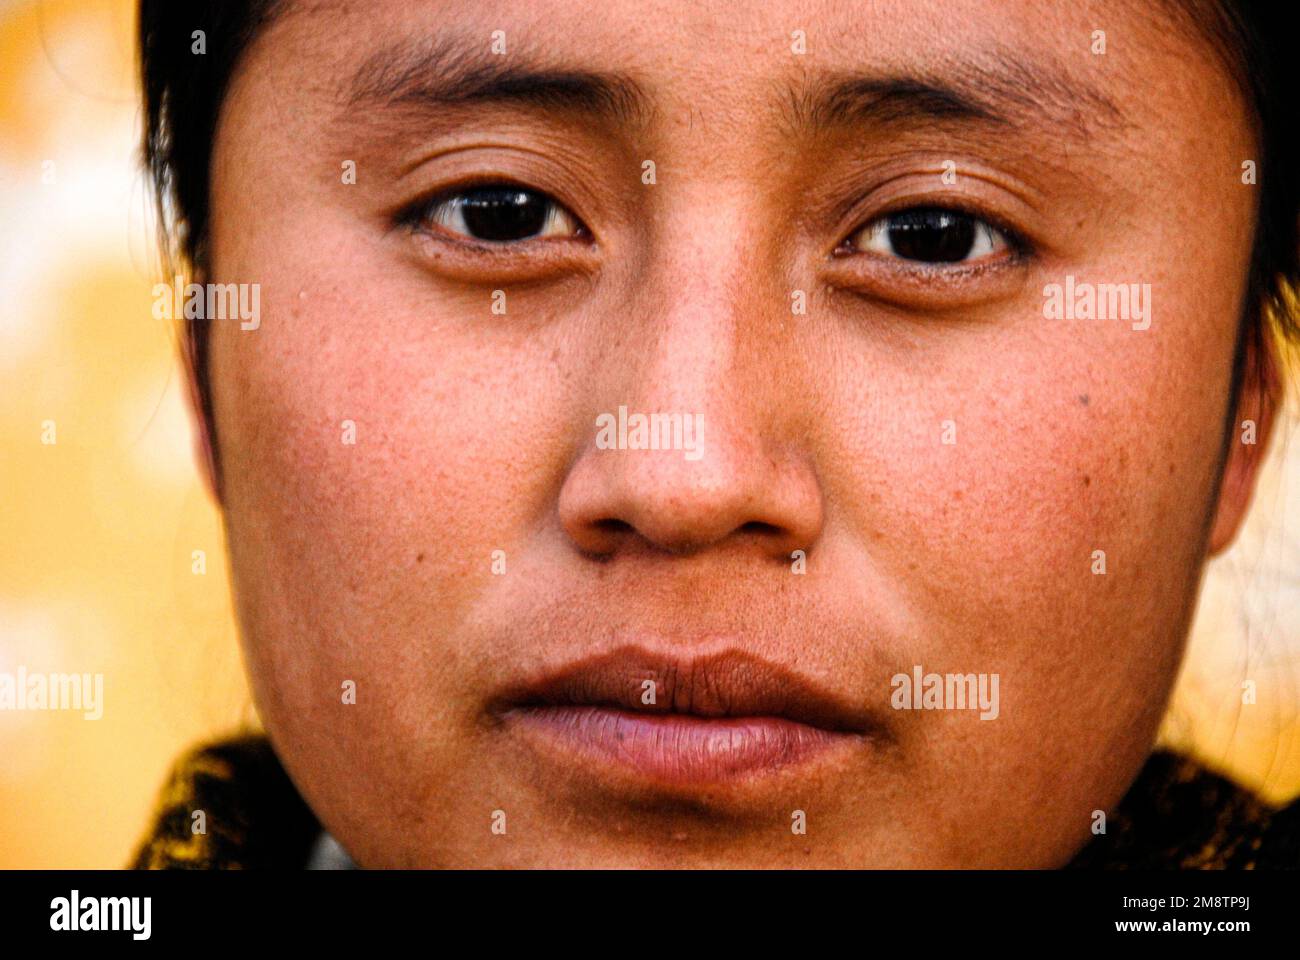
[491,647,879,786]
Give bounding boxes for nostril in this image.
[580,515,800,558]
[737,520,805,557]
[574,518,635,559]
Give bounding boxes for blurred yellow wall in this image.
[0,0,1297,868]
[0,0,252,870]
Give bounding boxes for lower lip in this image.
[506,705,857,785]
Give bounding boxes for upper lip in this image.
[493,646,879,735]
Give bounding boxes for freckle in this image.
[416,552,426,563]
[1169,463,1175,475]
[1083,475,1091,487]
[1078,394,1089,406]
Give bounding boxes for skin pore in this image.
[198,0,1277,867]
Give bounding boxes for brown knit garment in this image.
[130,735,320,870]
[130,736,1299,869]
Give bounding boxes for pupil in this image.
[887,209,976,262]
[460,188,548,241]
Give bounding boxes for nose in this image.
[557,225,824,561]
[559,407,824,558]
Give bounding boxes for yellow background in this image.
[1,0,1298,867]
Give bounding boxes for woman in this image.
[133,0,1299,868]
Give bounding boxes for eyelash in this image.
[396,183,1032,273]
[397,183,588,246]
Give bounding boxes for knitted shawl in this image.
[130,735,1299,869]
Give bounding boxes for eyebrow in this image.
[343,35,1125,145]
[787,55,1127,139]
[344,36,651,128]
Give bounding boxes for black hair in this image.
[1180,0,1300,408]
[140,0,281,476]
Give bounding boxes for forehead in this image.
[261,0,1217,120]
[217,0,1250,217]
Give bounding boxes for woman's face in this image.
[204,0,1268,866]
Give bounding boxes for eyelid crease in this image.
[790,159,1049,263]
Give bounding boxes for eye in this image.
[846,207,1010,264]
[412,185,583,243]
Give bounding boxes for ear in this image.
[1206,332,1281,556]
[180,319,222,505]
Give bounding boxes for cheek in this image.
[206,233,585,745]
[818,260,1237,808]
[883,343,1220,623]
[806,267,1239,864]
[828,171,1247,646]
